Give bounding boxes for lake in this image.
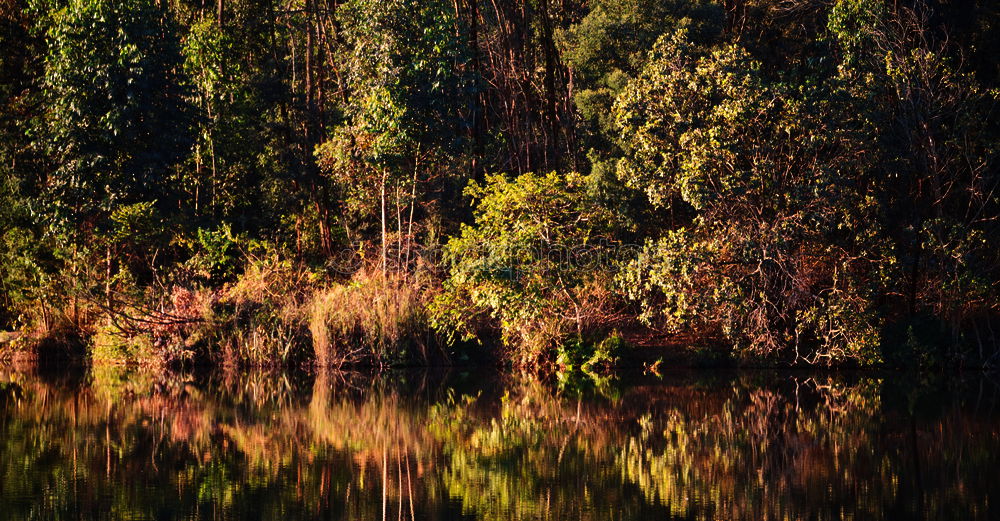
[0,366,997,520]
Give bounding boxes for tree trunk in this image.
[381,170,388,278]
[538,0,559,171]
[405,158,418,273]
[305,0,316,143]
[396,181,403,271]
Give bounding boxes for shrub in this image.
[151,255,312,367]
[556,331,626,375]
[430,172,624,367]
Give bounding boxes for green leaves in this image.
[614,31,778,211]
[36,0,191,227]
[431,171,621,364]
[612,27,888,360]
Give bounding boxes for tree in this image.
[316,0,467,273]
[33,0,192,291]
[614,29,886,361]
[828,0,1000,359]
[0,3,42,328]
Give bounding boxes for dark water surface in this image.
[0,366,998,520]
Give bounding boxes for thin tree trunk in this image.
[538,0,559,171]
[396,182,403,272]
[381,170,388,278]
[105,245,112,311]
[207,115,218,213]
[305,0,316,143]
[405,158,418,274]
[467,0,482,181]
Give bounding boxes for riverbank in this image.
[0,253,729,372]
[2,250,995,373]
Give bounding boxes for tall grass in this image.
[163,259,438,367]
[309,268,433,367]
[218,257,312,366]
[10,252,442,367]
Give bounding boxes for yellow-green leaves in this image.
[432,172,621,364]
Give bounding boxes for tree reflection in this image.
[0,367,997,520]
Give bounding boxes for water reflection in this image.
[0,366,997,520]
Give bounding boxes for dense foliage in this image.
[1,0,998,368]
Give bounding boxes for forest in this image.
[1,0,999,370]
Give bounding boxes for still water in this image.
[0,366,998,520]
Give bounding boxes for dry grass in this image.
[214,257,313,366]
[309,267,434,367]
[10,254,441,368]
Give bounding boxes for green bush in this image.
[430,172,623,367]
